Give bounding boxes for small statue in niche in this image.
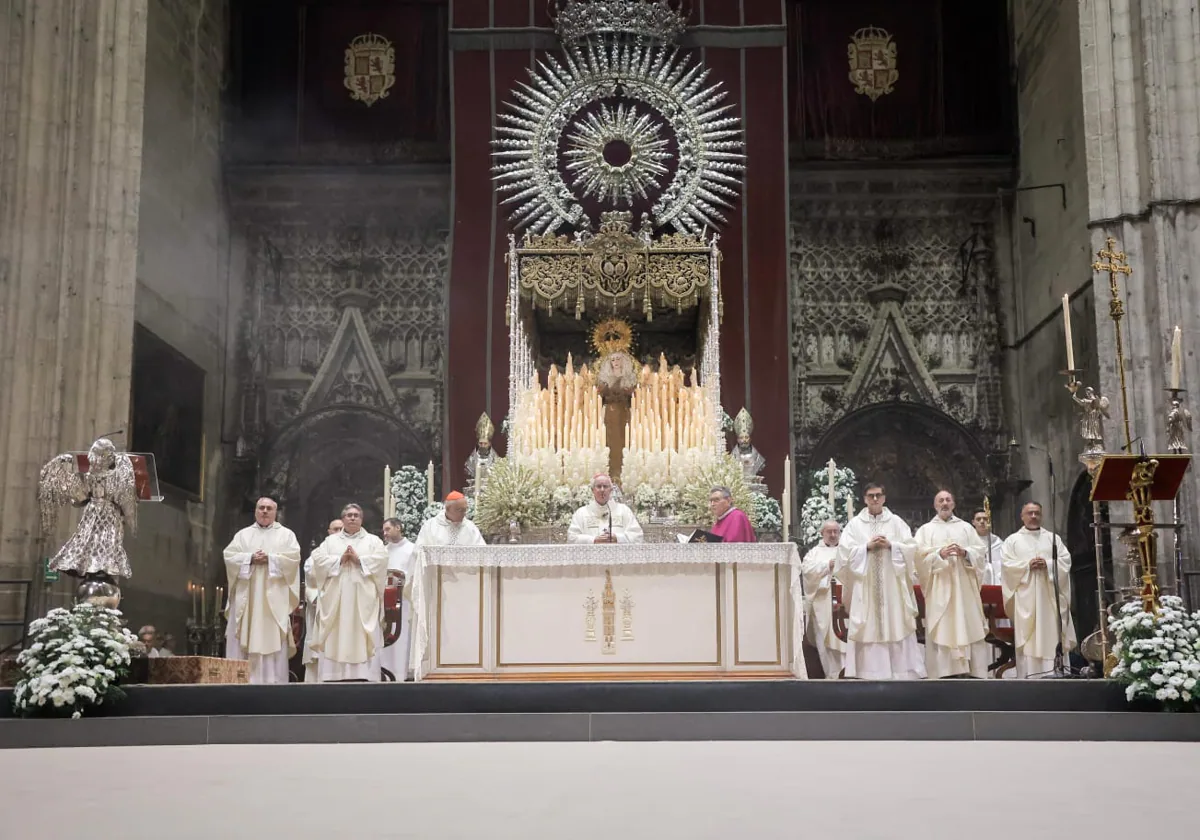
[465,412,498,498]
[731,408,767,495]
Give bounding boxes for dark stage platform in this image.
[3,680,1198,748]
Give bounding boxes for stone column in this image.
[0,2,149,599]
[1078,0,1200,589]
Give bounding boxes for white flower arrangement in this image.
[798,466,858,548]
[390,465,432,538]
[1109,596,1200,712]
[13,604,138,719]
[749,494,783,532]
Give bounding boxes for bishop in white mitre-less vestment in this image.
[568,474,644,544]
[223,498,301,684]
[307,505,389,682]
[838,487,926,680]
[914,492,990,679]
[1002,502,1076,678]
[381,518,416,682]
[798,520,846,679]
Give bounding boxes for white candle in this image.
[825,458,836,511]
[384,465,392,518]
[426,461,435,505]
[1062,293,1075,370]
[1171,325,1182,390]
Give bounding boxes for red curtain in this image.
[302,1,448,145]
[787,0,1011,157]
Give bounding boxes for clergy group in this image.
[799,484,1075,680]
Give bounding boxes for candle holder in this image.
[1165,388,1192,610]
[186,616,225,657]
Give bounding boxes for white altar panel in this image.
[497,564,720,667]
[412,543,806,680]
[732,565,784,667]
[435,568,484,668]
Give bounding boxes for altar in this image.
[411,543,805,681]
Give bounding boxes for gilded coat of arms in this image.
[344,33,396,107]
[848,26,898,102]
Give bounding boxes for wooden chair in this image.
[380,571,405,681]
[980,584,1015,678]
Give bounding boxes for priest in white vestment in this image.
[914,491,990,678]
[971,509,1006,585]
[381,517,416,682]
[222,497,301,684]
[838,484,925,680]
[303,517,347,682]
[1001,501,1076,678]
[414,492,487,550]
[798,520,846,679]
[307,503,389,682]
[568,473,644,544]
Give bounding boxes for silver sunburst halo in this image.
[492,36,744,234]
[564,102,671,206]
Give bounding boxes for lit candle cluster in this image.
[624,355,715,454]
[513,354,608,454]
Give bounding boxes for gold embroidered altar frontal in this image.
[410,543,806,681]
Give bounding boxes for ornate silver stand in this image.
[186,617,225,657]
[1166,387,1191,610]
[1067,370,1110,672]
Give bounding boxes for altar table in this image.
[411,543,806,681]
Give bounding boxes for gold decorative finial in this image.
[1091,237,1135,452]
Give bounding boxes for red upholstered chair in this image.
[980,584,1015,678]
[831,582,848,643]
[379,571,405,682]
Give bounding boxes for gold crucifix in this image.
[1091,237,1134,451]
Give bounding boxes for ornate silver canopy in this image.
[492,2,743,235]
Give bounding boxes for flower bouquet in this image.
[1108,596,1200,711]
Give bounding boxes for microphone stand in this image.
[1047,450,1068,676]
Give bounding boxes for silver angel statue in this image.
[1071,386,1110,454]
[1167,400,1193,453]
[39,438,138,579]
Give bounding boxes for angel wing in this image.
[110,454,139,537]
[38,453,85,537]
[1098,395,1111,417]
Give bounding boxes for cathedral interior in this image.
[2,0,1197,653]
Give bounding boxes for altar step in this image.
[3,680,1198,748]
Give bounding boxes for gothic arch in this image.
[259,406,428,551]
[807,403,991,526]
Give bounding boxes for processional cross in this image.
[1091,237,1134,451]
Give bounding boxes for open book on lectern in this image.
[676,529,723,544]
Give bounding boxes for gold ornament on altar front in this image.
[344,34,396,107]
[848,26,898,102]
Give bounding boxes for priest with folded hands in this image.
[914,490,990,678]
[568,473,644,544]
[307,503,389,682]
[223,497,301,684]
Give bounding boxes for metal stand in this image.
[1166,387,1191,611]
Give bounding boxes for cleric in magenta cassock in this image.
[707,486,755,543]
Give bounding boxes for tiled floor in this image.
[5,740,1197,838]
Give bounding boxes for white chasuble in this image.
[567,500,644,544]
[308,528,389,682]
[913,516,990,679]
[798,543,846,679]
[381,538,416,682]
[1001,527,1076,678]
[222,522,301,685]
[838,508,926,680]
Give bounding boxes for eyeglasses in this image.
[865,493,884,499]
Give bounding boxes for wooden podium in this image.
[1089,453,1190,613]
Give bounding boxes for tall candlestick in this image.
[189,582,197,623]
[201,585,207,624]
[1062,293,1075,370]
[426,461,435,505]
[1171,325,1182,390]
[214,587,224,623]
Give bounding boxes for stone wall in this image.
[1005,0,1094,537]
[123,0,230,643]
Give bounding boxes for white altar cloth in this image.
[410,542,806,681]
